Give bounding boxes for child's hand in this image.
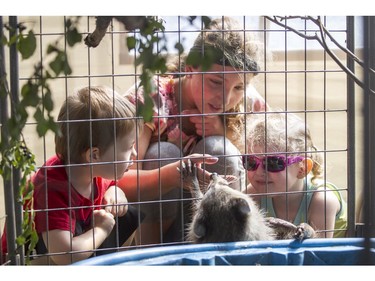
[103,186,129,217]
[178,154,218,191]
[93,209,115,236]
[183,109,225,137]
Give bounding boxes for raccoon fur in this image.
[180,161,315,244]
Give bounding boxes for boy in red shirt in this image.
[2,86,143,264]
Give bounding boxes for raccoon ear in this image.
[232,198,251,219]
[193,221,206,239]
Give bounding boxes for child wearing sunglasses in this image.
[243,112,347,238]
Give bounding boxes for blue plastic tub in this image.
[73,238,375,265]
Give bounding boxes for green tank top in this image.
[260,176,347,238]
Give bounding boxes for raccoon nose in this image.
[210,173,219,187]
[210,173,218,180]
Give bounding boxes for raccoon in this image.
[179,161,315,244]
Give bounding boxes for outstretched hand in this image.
[177,153,218,192]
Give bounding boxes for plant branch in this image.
[265,16,375,95]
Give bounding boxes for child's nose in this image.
[256,162,266,174]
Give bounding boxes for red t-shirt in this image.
[1,155,114,256]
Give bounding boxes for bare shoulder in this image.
[310,186,341,215]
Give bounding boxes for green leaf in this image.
[49,56,63,76]
[64,61,72,75]
[17,30,37,60]
[1,34,8,46]
[66,27,82,47]
[154,57,167,73]
[47,116,59,135]
[174,42,184,55]
[8,34,17,46]
[21,81,39,107]
[2,34,9,45]
[33,109,57,137]
[47,44,58,54]
[137,94,154,122]
[8,113,27,139]
[29,230,39,249]
[49,52,72,76]
[43,90,54,111]
[126,36,136,50]
[186,51,201,67]
[34,108,48,137]
[16,235,26,245]
[65,18,72,29]
[23,191,33,201]
[201,16,212,28]
[36,121,49,137]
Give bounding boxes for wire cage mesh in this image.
[0,15,374,265]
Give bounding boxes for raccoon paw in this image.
[293,223,316,240]
[177,158,194,179]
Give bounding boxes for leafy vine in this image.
[0,16,82,264]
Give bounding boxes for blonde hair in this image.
[246,112,323,182]
[55,86,142,163]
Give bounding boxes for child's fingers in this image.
[94,209,114,219]
[93,209,107,216]
[186,156,218,169]
[116,204,128,217]
[104,204,115,215]
[104,203,128,217]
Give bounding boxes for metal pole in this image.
[9,16,24,265]
[0,16,18,265]
[346,16,356,237]
[361,15,375,265]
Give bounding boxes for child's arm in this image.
[41,209,115,265]
[118,154,218,202]
[103,185,128,217]
[308,188,341,238]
